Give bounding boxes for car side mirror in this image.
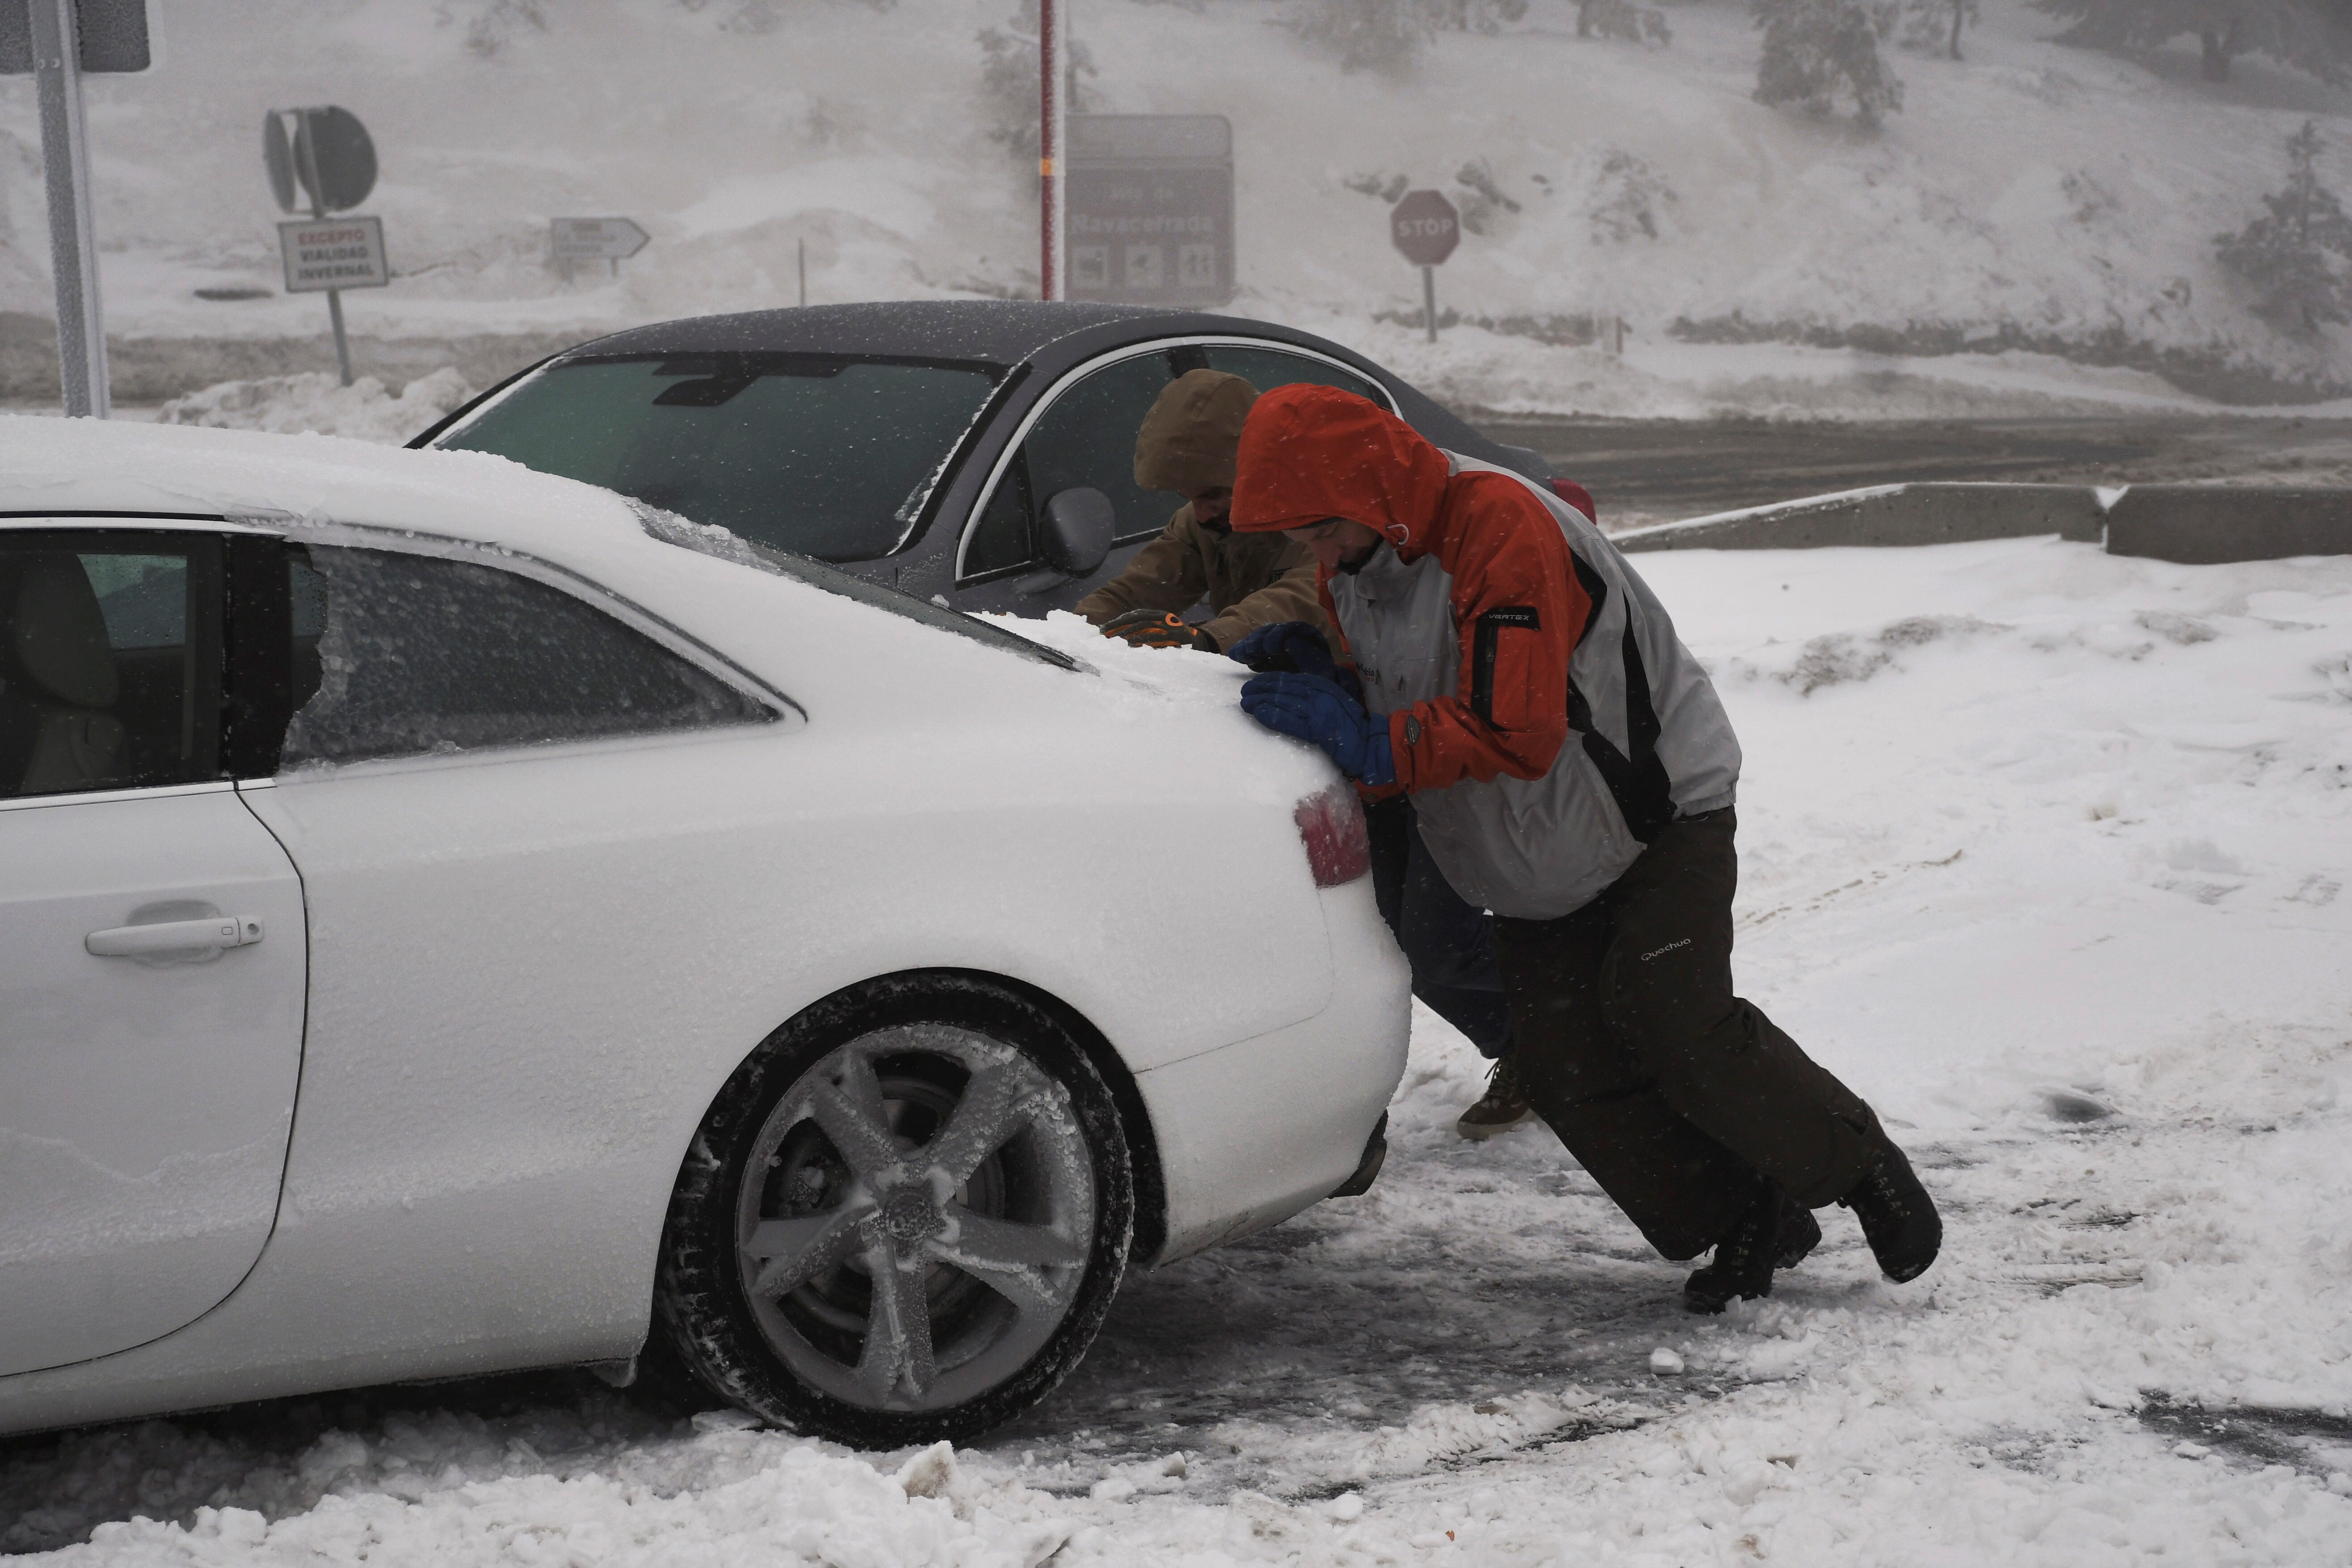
[1037,487,1114,579]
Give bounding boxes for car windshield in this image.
[436,353,1003,563]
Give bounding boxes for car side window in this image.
[278,545,768,769]
[962,449,1036,579]
[0,531,223,801]
[1202,346,1389,408]
[964,351,1184,579]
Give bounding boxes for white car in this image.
[0,418,1408,1447]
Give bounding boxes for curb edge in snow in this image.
[1617,482,2352,564]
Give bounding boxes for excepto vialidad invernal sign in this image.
[277,216,390,294]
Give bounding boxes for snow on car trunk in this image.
[6,537,2350,1564]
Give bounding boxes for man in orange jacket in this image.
[1223,384,1940,1312]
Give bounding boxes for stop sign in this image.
[1390,189,1460,267]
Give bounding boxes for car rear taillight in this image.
[1294,779,1371,887]
[1550,477,1595,522]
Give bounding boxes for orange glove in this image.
[1100,609,1217,652]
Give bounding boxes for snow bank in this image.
[154,369,474,445]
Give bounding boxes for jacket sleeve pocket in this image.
[1471,606,1541,724]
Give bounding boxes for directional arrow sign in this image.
[550,217,649,261]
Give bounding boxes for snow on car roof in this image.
[0,415,648,567]
[0,413,1118,700]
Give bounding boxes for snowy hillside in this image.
[7,534,2349,1562]
[5,0,2352,413]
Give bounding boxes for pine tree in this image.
[1902,0,1979,58]
[1753,0,1905,125]
[2034,0,2351,84]
[978,1,1100,158]
[1580,0,1675,45]
[1289,0,1439,73]
[2217,120,2352,334]
[1426,0,1532,30]
[446,0,546,58]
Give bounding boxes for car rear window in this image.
[435,353,1002,564]
[280,544,772,768]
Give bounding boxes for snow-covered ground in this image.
[7,0,2352,412]
[150,368,474,442]
[5,534,2348,1564]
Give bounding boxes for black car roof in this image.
[562,300,1187,366]
[416,300,1552,490]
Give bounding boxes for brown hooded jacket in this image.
[1075,369,1327,652]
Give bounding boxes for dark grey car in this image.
[414,301,1555,617]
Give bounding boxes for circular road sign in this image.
[1390,189,1460,267]
[264,107,378,215]
[263,113,298,213]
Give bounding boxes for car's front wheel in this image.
[655,976,1132,1446]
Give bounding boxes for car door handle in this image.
[86,917,265,957]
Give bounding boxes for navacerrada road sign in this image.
[1066,114,1233,308]
[1390,189,1460,344]
[279,217,389,293]
[550,217,649,283]
[2,0,154,418]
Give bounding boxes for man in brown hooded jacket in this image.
[1079,370,1324,653]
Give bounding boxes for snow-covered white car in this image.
[0,419,1409,1448]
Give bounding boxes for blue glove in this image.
[1228,621,1338,682]
[1227,621,1363,702]
[1240,672,1395,786]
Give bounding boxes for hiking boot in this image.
[1776,1195,1823,1271]
[1685,1179,1786,1315]
[1456,1056,1535,1140]
[1838,1138,1942,1283]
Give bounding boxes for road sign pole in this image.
[1039,0,1064,301]
[1390,189,1461,346]
[30,0,109,417]
[295,109,354,386]
[323,289,353,385]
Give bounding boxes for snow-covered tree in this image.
[1427,0,1532,30]
[1902,0,1978,57]
[1289,0,1439,72]
[2034,0,2352,84]
[1753,0,1905,125]
[2217,120,2352,334]
[1579,0,1674,45]
[979,1,1100,158]
[439,0,546,58]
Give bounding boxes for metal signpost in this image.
[549,217,649,284]
[1039,0,1065,300]
[1066,115,1234,308]
[1390,189,1461,344]
[265,105,383,386]
[1,0,152,418]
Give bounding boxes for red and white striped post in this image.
[1039,0,1066,301]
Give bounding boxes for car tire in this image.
[654,975,1132,1447]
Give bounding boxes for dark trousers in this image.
[1366,796,1514,1059]
[1491,808,1883,1261]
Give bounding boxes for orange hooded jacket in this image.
[1230,384,1591,794]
